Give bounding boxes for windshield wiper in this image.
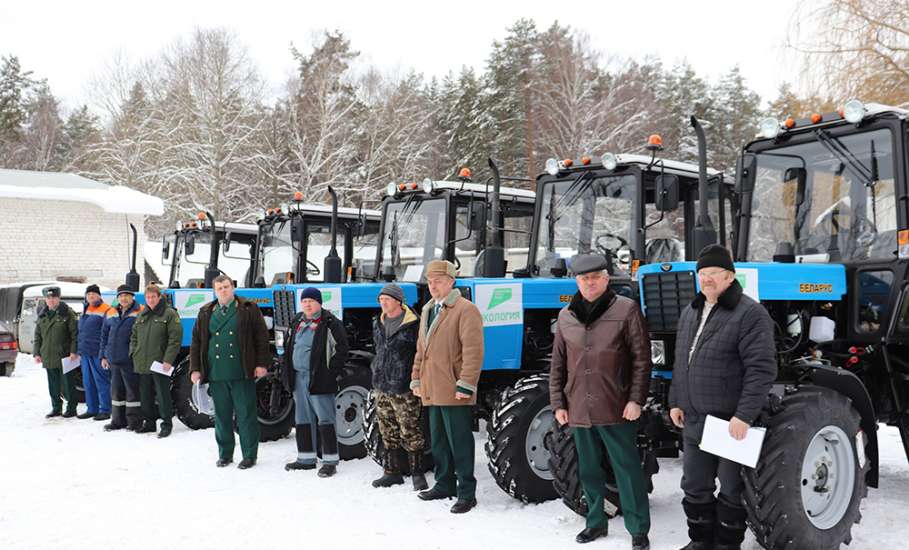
[548,172,594,225]
[815,129,874,185]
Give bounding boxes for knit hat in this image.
[116,284,135,296]
[85,284,101,296]
[425,259,457,278]
[300,287,323,304]
[696,244,735,273]
[378,283,405,304]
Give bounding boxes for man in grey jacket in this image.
[668,244,776,550]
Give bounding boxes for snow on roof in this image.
[426,180,536,200]
[0,169,164,216]
[286,202,382,218]
[613,154,722,178]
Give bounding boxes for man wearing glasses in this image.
[668,245,776,550]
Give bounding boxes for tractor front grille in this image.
[273,289,297,329]
[641,271,697,332]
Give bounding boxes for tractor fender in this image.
[804,363,879,488]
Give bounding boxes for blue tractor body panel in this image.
[637,261,847,310]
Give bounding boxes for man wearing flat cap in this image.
[550,254,653,549]
[669,244,776,550]
[33,286,80,418]
[370,283,427,491]
[411,259,483,514]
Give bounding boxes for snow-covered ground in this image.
[1,354,907,550]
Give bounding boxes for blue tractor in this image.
[547,103,906,550]
[482,131,735,504]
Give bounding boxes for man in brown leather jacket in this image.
[550,254,652,549]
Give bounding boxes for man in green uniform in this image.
[130,283,182,438]
[190,275,269,469]
[550,254,653,549]
[34,286,80,418]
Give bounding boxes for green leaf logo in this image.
[322,291,332,302]
[487,288,513,309]
[735,274,747,289]
[184,294,206,308]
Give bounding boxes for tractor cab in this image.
[526,140,734,292]
[253,194,381,287]
[161,215,259,289]
[375,169,537,289]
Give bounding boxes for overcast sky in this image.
[0,0,802,114]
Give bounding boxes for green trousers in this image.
[46,368,78,413]
[139,373,173,428]
[209,379,259,460]
[572,422,650,535]
[428,405,476,500]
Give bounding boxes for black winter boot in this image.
[136,420,156,433]
[286,424,317,471]
[408,450,428,491]
[372,449,405,488]
[714,497,746,550]
[680,499,716,550]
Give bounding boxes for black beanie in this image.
[696,244,735,273]
[85,284,101,296]
[300,287,323,304]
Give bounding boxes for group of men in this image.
[34,282,181,436]
[34,244,775,550]
[549,245,776,550]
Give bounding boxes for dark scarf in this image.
[691,278,744,311]
[568,288,617,326]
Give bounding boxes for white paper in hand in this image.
[61,356,80,374]
[150,361,174,377]
[699,415,766,468]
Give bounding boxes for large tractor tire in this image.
[172,358,215,430]
[364,389,433,473]
[254,371,295,442]
[486,374,558,503]
[335,361,372,460]
[743,385,868,550]
[546,421,656,517]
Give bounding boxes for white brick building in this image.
[0,169,163,288]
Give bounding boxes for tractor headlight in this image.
[545,158,560,176]
[650,340,665,365]
[759,117,781,139]
[422,178,434,194]
[843,99,865,124]
[602,153,618,171]
[386,182,398,197]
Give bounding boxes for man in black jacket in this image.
[369,283,427,491]
[668,245,777,550]
[282,287,349,478]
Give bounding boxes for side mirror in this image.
[470,202,486,231]
[223,232,232,252]
[161,240,170,261]
[185,233,196,256]
[291,218,305,245]
[654,174,680,211]
[736,153,757,194]
[785,167,807,207]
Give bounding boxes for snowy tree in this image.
[432,68,493,182]
[789,0,909,105]
[711,66,761,172]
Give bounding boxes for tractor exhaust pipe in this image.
[324,186,343,283]
[690,116,717,255]
[125,223,140,291]
[203,211,220,288]
[480,157,506,278]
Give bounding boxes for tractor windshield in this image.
[534,174,637,276]
[260,220,296,284]
[747,128,897,262]
[379,198,447,282]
